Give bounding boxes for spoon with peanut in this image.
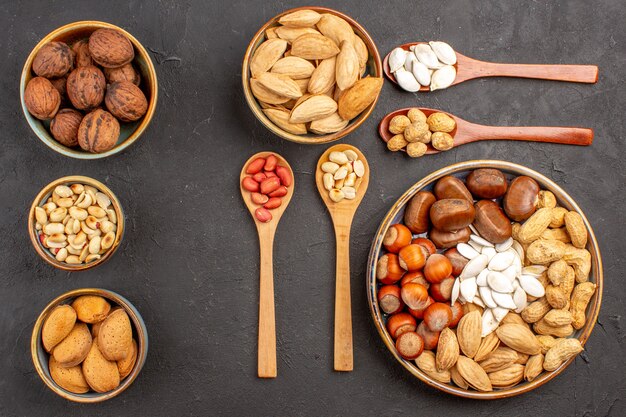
[315,144,369,371]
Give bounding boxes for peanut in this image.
[564,211,587,249]
[563,245,592,283]
[533,319,574,337]
[518,208,553,243]
[547,260,568,286]
[545,285,569,309]
[543,338,583,371]
[526,239,567,264]
[521,298,551,323]
[540,227,571,243]
[549,207,568,228]
[570,282,596,329]
[536,335,556,354]
[543,309,573,327]
[537,190,557,209]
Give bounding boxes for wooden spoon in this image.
[379,107,593,155]
[315,144,369,371]
[240,152,295,378]
[384,42,598,91]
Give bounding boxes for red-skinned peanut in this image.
[242,176,259,192]
[264,197,282,210]
[251,192,269,205]
[275,166,292,187]
[264,155,278,171]
[246,158,266,174]
[260,177,281,194]
[255,207,272,222]
[269,186,288,198]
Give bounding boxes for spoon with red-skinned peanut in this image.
[240,152,294,378]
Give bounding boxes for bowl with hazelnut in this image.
[31,288,148,402]
[20,21,158,159]
[366,160,602,399]
[242,7,383,144]
[28,175,124,271]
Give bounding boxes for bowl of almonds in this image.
[366,160,602,398]
[28,176,124,271]
[243,7,383,144]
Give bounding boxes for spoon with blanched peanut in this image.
[315,144,369,371]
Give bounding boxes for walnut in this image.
[72,39,93,67]
[49,76,67,100]
[88,28,134,68]
[24,77,61,120]
[66,66,106,110]
[32,41,74,78]
[426,112,456,133]
[50,109,83,147]
[78,109,120,153]
[104,63,140,85]
[105,81,148,122]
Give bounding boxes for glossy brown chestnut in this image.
[503,176,540,221]
[434,175,473,201]
[430,227,471,249]
[377,285,404,314]
[386,312,417,339]
[404,191,436,234]
[466,168,508,199]
[473,200,513,244]
[444,248,469,277]
[430,199,475,232]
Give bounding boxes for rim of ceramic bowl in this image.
[31,288,148,403]
[28,175,125,271]
[20,20,158,159]
[366,160,603,399]
[242,6,383,145]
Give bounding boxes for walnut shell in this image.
[24,77,61,120]
[50,109,83,147]
[66,66,106,110]
[89,29,134,68]
[49,77,67,99]
[72,39,93,67]
[32,42,74,78]
[78,109,120,153]
[103,63,140,85]
[105,81,148,122]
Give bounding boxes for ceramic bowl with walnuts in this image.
[20,21,158,159]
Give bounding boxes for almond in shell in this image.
[478,346,518,373]
[335,41,359,90]
[456,355,492,392]
[52,323,92,367]
[275,26,321,43]
[309,112,349,134]
[436,328,460,371]
[97,308,133,361]
[337,76,383,120]
[270,56,315,79]
[117,339,138,379]
[450,365,470,389]
[415,350,450,383]
[473,331,501,362]
[82,340,120,393]
[49,356,89,394]
[256,72,303,100]
[495,323,542,355]
[263,108,307,134]
[250,39,288,78]
[291,33,340,60]
[278,9,322,27]
[316,13,354,47]
[488,363,525,387]
[42,305,77,352]
[289,94,337,123]
[250,79,291,105]
[71,295,111,324]
[308,57,336,94]
[457,310,481,358]
[353,34,368,73]
[524,353,544,382]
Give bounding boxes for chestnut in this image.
[400,271,430,289]
[434,175,473,201]
[416,321,440,350]
[466,168,508,199]
[430,199,475,231]
[444,248,469,277]
[398,244,427,271]
[383,224,412,253]
[376,253,405,284]
[430,226,471,249]
[503,176,540,221]
[395,331,424,360]
[424,254,452,284]
[401,282,430,310]
[408,296,434,319]
[430,277,455,302]
[386,312,417,339]
[377,285,404,314]
[473,200,513,244]
[404,191,436,233]
[448,301,464,327]
[412,237,436,256]
[423,302,453,332]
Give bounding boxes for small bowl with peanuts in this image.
[28,175,124,271]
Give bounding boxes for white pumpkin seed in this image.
[487,271,514,293]
[470,234,493,247]
[481,309,498,337]
[461,254,489,278]
[460,277,477,302]
[479,286,498,308]
[491,291,517,309]
[518,275,546,298]
[388,48,408,73]
[476,269,489,287]
[411,61,431,86]
[428,41,457,65]
[451,278,460,304]
[492,306,509,322]
[404,52,418,73]
[395,68,421,92]
[457,243,479,259]
[430,65,456,91]
[513,286,528,313]
[482,246,497,262]
[522,265,547,277]
[495,237,514,252]
[412,44,442,69]
[488,251,515,272]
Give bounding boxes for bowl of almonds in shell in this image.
[243,7,384,144]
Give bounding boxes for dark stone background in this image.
[1,0,624,415]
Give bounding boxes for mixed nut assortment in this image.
[241,154,293,222]
[34,183,118,265]
[386,108,456,157]
[389,42,457,92]
[42,295,137,394]
[376,168,596,391]
[249,9,383,135]
[24,28,148,153]
[319,149,365,202]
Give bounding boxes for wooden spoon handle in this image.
[471,62,598,83]
[333,222,353,371]
[258,226,277,378]
[462,124,594,146]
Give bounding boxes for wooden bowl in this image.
[366,160,603,399]
[242,7,383,144]
[20,21,158,159]
[28,175,124,271]
[31,288,148,403]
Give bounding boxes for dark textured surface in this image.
[1,0,624,415]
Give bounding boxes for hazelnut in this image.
[66,66,106,110]
[72,39,93,68]
[105,81,148,122]
[89,28,134,68]
[427,112,456,133]
[24,77,61,120]
[389,115,411,134]
[32,41,74,78]
[50,109,83,147]
[407,108,427,124]
[407,142,428,158]
[431,132,454,151]
[78,109,120,153]
[104,63,140,86]
[404,121,431,143]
